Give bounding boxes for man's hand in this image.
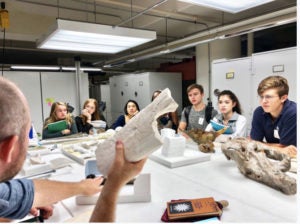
[30,205,54,220]
[106,140,147,188]
[90,140,147,222]
[79,177,104,196]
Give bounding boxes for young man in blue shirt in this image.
[250,75,297,157]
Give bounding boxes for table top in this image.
[19,144,297,223]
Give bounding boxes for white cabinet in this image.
[4,71,89,133]
[109,72,182,122]
[211,47,296,136]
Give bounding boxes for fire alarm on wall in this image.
[0,2,9,29]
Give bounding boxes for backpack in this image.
[184,101,213,128]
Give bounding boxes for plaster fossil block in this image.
[95,88,178,176]
[221,137,296,195]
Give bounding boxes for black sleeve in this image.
[75,116,93,134]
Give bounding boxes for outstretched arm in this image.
[90,140,147,222]
[32,177,103,207]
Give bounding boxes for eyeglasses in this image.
[259,95,279,101]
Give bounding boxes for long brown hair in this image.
[80,98,101,124]
[43,102,73,128]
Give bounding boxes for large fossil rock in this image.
[221,137,296,195]
[95,88,178,176]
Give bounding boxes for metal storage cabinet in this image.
[109,72,182,122]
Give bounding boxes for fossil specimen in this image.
[221,137,296,195]
[180,128,226,153]
[95,88,178,176]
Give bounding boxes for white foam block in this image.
[161,136,186,157]
[75,173,151,205]
[150,148,211,168]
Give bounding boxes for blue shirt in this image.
[250,99,297,146]
[0,178,34,219]
[111,115,126,129]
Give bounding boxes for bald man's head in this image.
[0,77,31,181]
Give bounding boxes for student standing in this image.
[42,102,78,139]
[178,84,217,131]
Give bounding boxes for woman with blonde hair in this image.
[75,98,106,134]
[42,102,78,139]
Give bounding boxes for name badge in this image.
[198,117,204,125]
[273,129,280,139]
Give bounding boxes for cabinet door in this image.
[252,47,297,106]
[148,72,182,112]
[110,75,134,121]
[131,73,150,109]
[4,71,44,133]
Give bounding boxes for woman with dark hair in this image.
[110,100,140,130]
[205,90,247,139]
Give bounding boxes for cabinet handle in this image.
[121,91,124,96]
[134,91,137,97]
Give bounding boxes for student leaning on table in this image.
[250,75,297,157]
[205,90,247,142]
[42,101,78,139]
[0,77,147,222]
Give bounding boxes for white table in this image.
[28,147,296,223]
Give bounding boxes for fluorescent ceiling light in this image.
[37,19,156,53]
[62,67,102,71]
[11,65,60,70]
[179,0,274,13]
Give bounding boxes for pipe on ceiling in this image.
[102,6,296,68]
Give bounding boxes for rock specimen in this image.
[95,88,178,175]
[180,127,226,153]
[221,137,296,195]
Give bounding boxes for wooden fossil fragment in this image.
[221,137,296,195]
[180,127,226,153]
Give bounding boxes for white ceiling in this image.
[0,0,297,74]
